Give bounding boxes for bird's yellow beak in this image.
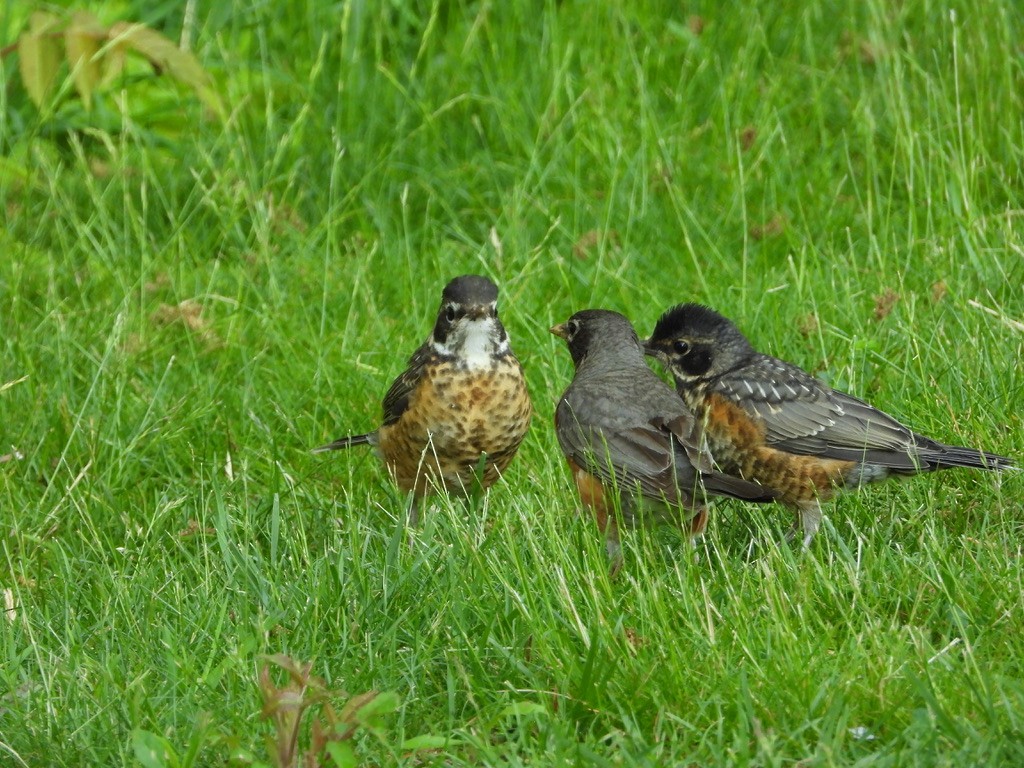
[549,323,567,339]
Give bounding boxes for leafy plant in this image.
[131,720,214,768]
[5,9,223,117]
[258,654,400,768]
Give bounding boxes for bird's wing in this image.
[381,342,434,426]
[655,411,715,475]
[556,403,694,506]
[713,356,919,468]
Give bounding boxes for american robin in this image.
[550,309,776,572]
[643,303,1016,545]
[314,275,532,525]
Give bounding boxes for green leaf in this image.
[108,21,181,70]
[324,741,357,768]
[401,734,455,750]
[347,690,400,728]
[103,38,127,83]
[131,729,180,768]
[108,21,225,119]
[17,11,64,108]
[64,11,104,109]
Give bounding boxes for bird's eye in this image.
[566,320,580,338]
[673,340,690,355]
[445,306,456,323]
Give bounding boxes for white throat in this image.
[433,317,507,369]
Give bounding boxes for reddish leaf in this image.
[872,288,899,321]
[749,215,786,240]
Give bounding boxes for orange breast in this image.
[566,457,611,528]
[559,428,706,534]
[376,360,531,496]
[699,392,856,505]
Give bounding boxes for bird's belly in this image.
[698,395,856,505]
[377,364,531,495]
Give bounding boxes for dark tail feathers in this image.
[311,433,374,453]
[701,471,778,504]
[917,440,1016,472]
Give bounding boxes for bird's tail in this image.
[916,437,1016,472]
[701,471,779,504]
[311,433,374,453]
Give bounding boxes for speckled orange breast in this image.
[693,392,856,505]
[376,359,531,496]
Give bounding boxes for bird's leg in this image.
[786,500,822,548]
[591,502,623,577]
[686,506,709,561]
[688,506,709,539]
[406,494,423,529]
[464,451,490,516]
[605,517,623,578]
[473,451,489,490]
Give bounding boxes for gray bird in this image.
[550,309,775,572]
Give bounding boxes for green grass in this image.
[2,0,1023,764]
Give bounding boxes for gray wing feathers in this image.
[556,402,694,506]
[715,355,1011,471]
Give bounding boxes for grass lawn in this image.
[3,0,1023,764]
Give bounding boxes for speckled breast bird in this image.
[314,275,532,524]
[550,309,775,572]
[644,303,1015,545]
